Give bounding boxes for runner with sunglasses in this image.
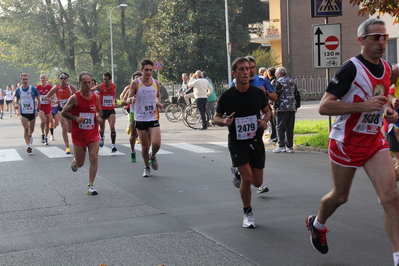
[306,18,399,266]
[44,72,77,154]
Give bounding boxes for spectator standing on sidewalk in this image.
[272,67,300,153]
[188,70,213,130]
[305,18,399,266]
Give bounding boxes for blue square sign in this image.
[311,0,342,17]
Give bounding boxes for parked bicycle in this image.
[164,93,191,122]
[298,88,308,102]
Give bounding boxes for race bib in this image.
[59,99,68,108]
[353,111,382,135]
[21,99,34,114]
[40,95,49,104]
[79,113,95,130]
[235,115,258,140]
[102,95,113,107]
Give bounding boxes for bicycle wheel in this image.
[299,89,308,102]
[165,104,180,122]
[172,104,183,121]
[183,105,207,129]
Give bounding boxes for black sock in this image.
[111,131,116,144]
[100,132,104,138]
[50,128,54,135]
[243,206,252,214]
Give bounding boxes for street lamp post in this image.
[225,0,232,85]
[109,4,127,84]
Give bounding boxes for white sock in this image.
[393,252,399,266]
[313,216,326,230]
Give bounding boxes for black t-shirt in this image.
[217,84,267,144]
[327,54,390,98]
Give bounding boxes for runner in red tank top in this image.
[91,71,118,152]
[61,71,103,195]
[36,74,53,145]
[44,72,77,154]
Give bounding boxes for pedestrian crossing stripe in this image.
[0,149,23,162]
[0,142,228,163]
[318,0,340,12]
[121,144,174,155]
[166,143,223,153]
[98,146,125,156]
[36,146,74,158]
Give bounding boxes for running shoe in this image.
[273,146,286,153]
[111,145,117,153]
[9,114,12,117]
[126,126,130,135]
[26,146,32,153]
[149,156,158,170]
[231,167,241,188]
[87,184,98,195]
[99,137,104,148]
[29,134,33,144]
[233,173,241,188]
[306,215,329,254]
[130,152,136,163]
[44,137,48,146]
[66,147,71,154]
[286,147,294,153]
[51,135,54,141]
[135,138,140,144]
[257,186,269,194]
[41,133,45,143]
[243,211,256,228]
[142,167,151,177]
[70,159,78,172]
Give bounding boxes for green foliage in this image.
[350,0,399,23]
[251,47,280,69]
[293,120,330,149]
[294,120,329,134]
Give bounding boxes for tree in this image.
[251,47,280,70]
[349,0,399,23]
[144,0,263,82]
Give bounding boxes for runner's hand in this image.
[225,112,235,126]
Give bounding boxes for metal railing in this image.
[163,75,331,102]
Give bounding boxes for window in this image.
[384,39,398,65]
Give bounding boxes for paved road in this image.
[0,101,394,265]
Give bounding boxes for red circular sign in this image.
[154,60,163,70]
[325,36,339,51]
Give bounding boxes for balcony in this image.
[249,20,281,44]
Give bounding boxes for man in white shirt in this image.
[188,70,213,130]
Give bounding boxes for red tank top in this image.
[70,91,99,138]
[99,83,116,110]
[36,84,52,105]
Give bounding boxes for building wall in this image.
[279,1,366,77]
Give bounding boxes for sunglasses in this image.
[59,77,68,80]
[361,33,389,41]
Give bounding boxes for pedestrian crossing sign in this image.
[311,0,342,17]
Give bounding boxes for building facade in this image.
[250,0,399,94]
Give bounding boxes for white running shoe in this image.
[243,212,256,228]
[149,156,158,170]
[286,147,294,153]
[273,146,286,153]
[257,186,269,194]
[142,167,151,177]
[70,159,78,172]
[87,184,98,195]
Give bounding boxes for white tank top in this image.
[134,78,159,121]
